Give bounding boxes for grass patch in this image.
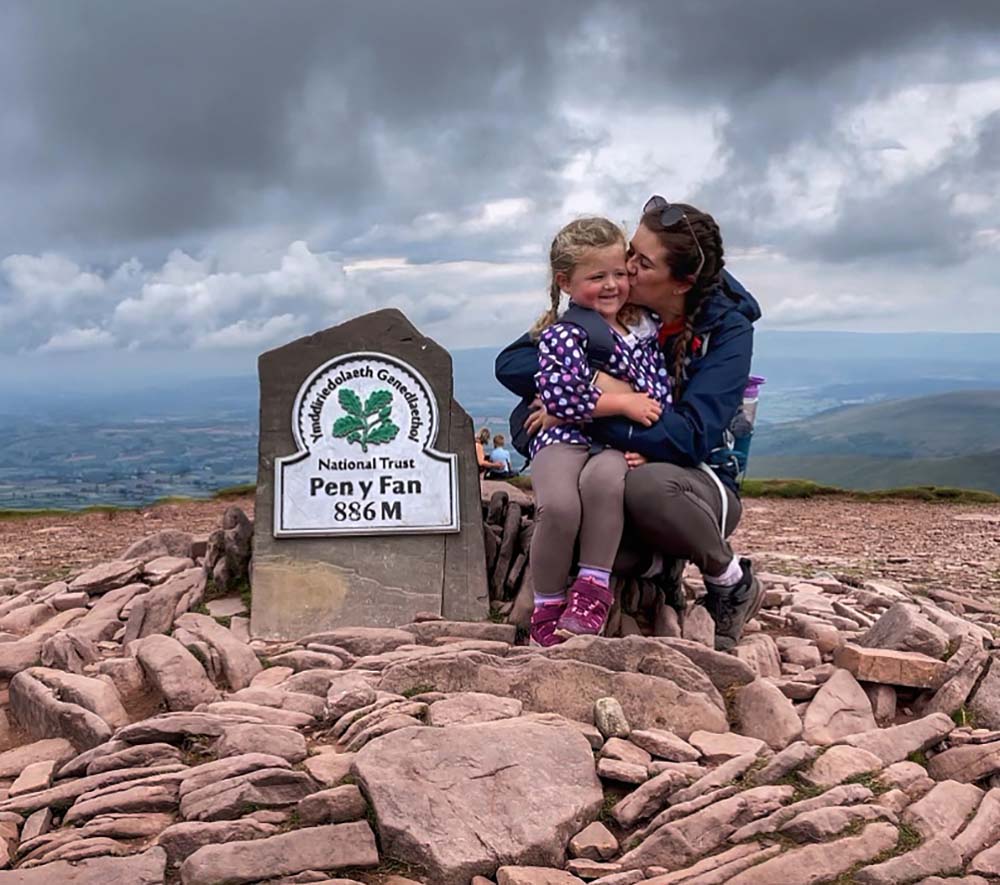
[214,483,256,498]
[772,772,826,803]
[906,750,929,768]
[0,503,127,521]
[487,607,508,624]
[597,791,619,824]
[181,737,216,766]
[952,705,979,728]
[741,478,1000,503]
[400,684,436,699]
[842,771,890,795]
[831,821,923,884]
[505,474,533,491]
[732,757,768,789]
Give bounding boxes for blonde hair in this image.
[531,217,638,337]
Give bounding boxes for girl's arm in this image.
[535,325,600,421]
[536,326,661,427]
[589,317,752,463]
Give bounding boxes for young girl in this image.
[529,217,672,646]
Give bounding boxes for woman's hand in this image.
[621,393,662,427]
[593,371,633,395]
[624,451,648,469]
[524,398,566,437]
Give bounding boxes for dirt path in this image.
[2,493,998,600]
[0,495,255,584]
[732,497,1000,599]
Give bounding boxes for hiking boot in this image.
[703,558,764,652]
[555,575,614,638]
[530,599,568,647]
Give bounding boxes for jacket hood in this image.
[694,270,762,332]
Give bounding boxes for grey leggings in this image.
[529,444,628,597]
[622,462,741,577]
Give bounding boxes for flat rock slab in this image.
[156,818,280,865]
[0,845,166,883]
[834,644,946,689]
[116,712,263,744]
[725,822,899,884]
[298,627,417,657]
[173,613,262,691]
[801,745,883,788]
[378,650,727,737]
[9,670,119,750]
[122,529,194,562]
[68,560,144,596]
[903,780,984,839]
[132,634,220,711]
[353,717,602,884]
[178,821,378,885]
[427,692,523,726]
[854,834,963,883]
[928,743,1000,783]
[859,603,950,658]
[0,739,75,778]
[842,712,954,765]
[495,868,584,884]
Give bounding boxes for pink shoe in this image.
[556,575,613,637]
[530,599,568,647]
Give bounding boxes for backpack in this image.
[503,305,615,459]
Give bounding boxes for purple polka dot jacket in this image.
[530,310,673,458]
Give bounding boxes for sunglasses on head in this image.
[643,195,706,282]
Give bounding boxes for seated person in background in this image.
[487,434,515,478]
[476,427,503,476]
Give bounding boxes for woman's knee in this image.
[624,463,688,517]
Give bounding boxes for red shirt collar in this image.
[657,317,685,348]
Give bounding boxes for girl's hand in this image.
[621,393,662,427]
[624,451,648,469]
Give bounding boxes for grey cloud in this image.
[2,0,1000,356]
[1,0,581,258]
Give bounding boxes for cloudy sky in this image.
[2,0,999,392]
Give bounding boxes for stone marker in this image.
[252,309,488,639]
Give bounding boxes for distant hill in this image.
[753,390,1000,459]
[750,389,1000,493]
[748,450,1000,494]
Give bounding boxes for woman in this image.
[495,197,763,651]
[475,427,503,476]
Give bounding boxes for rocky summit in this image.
[0,494,998,884]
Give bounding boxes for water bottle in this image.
[731,375,765,472]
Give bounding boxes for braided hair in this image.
[531,217,631,337]
[640,203,725,397]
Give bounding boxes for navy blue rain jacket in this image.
[494,270,762,493]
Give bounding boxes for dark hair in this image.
[640,202,725,397]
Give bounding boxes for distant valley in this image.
[3,331,1000,508]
